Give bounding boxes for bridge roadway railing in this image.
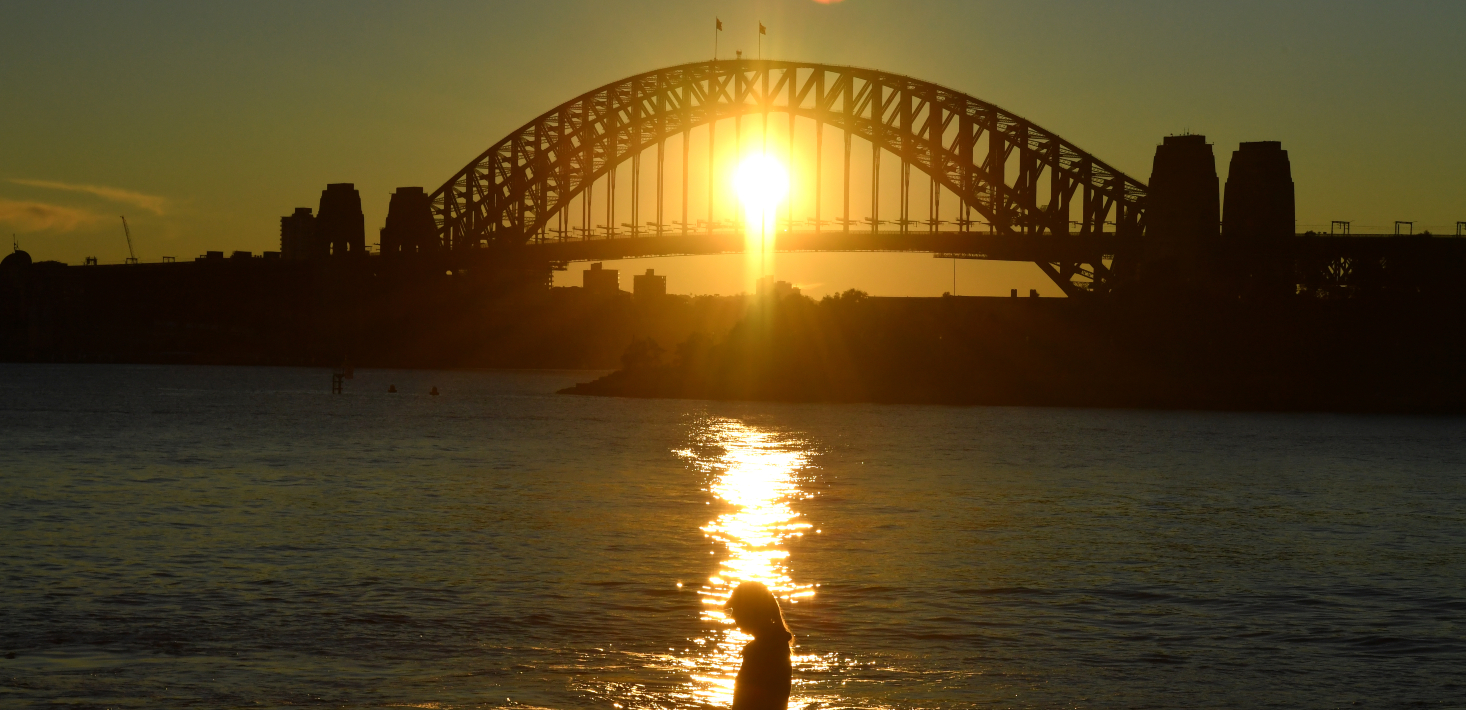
[523,230,1130,265]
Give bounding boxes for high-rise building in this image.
[755,276,800,299]
[633,268,666,299]
[1147,134,1219,242]
[279,207,319,260]
[582,262,620,294]
[380,187,439,258]
[317,183,366,257]
[1223,142,1295,240]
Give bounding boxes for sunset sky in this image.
[2,0,1462,298]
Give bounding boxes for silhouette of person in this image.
[725,581,793,710]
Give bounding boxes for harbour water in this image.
[1,364,1463,708]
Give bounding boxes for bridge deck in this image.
[526,230,1128,263]
[523,230,1466,266]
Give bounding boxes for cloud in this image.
[0,198,105,232]
[9,178,168,215]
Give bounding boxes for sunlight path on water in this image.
[674,417,818,707]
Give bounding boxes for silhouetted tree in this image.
[620,337,664,371]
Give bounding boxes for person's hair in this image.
[725,581,794,647]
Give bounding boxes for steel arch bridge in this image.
[429,60,1149,296]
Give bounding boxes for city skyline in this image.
[2,0,1462,297]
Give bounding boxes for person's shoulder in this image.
[744,636,791,657]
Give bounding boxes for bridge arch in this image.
[430,60,1148,295]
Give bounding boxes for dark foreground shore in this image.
[561,290,1466,413]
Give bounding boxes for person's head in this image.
[725,581,793,645]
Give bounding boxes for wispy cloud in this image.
[9,178,168,215]
[0,198,105,232]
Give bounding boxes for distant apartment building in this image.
[279,207,318,260]
[633,268,666,299]
[583,262,620,294]
[756,276,800,299]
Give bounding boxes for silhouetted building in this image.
[633,268,666,299]
[756,276,800,299]
[380,187,439,258]
[280,207,319,260]
[317,183,367,257]
[1147,134,1219,242]
[583,262,620,294]
[0,249,31,274]
[1223,142,1295,240]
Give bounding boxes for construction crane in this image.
[120,216,138,264]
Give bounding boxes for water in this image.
[1,364,1464,709]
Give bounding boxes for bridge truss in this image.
[430,60,1149,296]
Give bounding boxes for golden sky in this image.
[2,1,1462,298]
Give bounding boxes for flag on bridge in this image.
[759,23,766,35]
[716,18,722,30]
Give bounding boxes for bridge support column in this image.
[931,174,939,232]
[682,128,689,236]
[899,90,910,234]
[871,141,880,233]
[735,114,742,232]
[843,129,851,232]
[815,122,823,233]
[708,120,715,234]
[901,160,910,233]
[656,140,664,236]
[989,126,1005,234]
[787,109,795,232]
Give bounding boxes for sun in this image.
[733,154,789,232]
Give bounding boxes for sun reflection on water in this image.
[674,417,817,707]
